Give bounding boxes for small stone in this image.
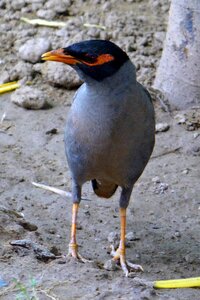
[41,61,82,89]
[126,232,135,241]
[193,132,199,139]
[182,169,189,175]
[107,232,119,243]
[155,123,170,133]
[154,182,168,194]
[19,38,51,64]
[11,86,50,110]
[57,258,67,264]
[36,9,56,19]
[103,259,119,271]
[102,2,112,11]
[46,128,58,135]
[174,231,181,238]
[10,0,26,10]
[9,61,33,81]
[152,176,160,183]
[154,31,166,43]
[0,70,10,84]
[174,113,186,124]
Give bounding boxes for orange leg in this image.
[111,208,143,276]
[68,203,89,262]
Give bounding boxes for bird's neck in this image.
[79,60,137,95]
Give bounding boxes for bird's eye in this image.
[84,53,97,62]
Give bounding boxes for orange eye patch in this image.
[81,54,114,66]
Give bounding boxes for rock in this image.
[103,259,119,271]
[174,231,181,237]
[11,86,50,109]
[193,132,199,139]
[107,232,119,243]
[19,38,51,64]
[154,182,169,194]
[10,0,26,10]
[41,61,82,89]
[154,31,166,43]
[0,70,10,84]
[155,122,170,132]
[36,9,56,19]
[152,176,160,183]
[126,232,134,241]
[9,61,33,81]
[182,169,189,175]
[174,113,187,124]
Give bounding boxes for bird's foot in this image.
[110,245,143,277]
[68,243,90,263]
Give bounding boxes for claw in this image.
[68,243,91,263]
[110,244,143,276]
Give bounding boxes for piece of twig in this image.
[32,182,91,201]
[0,205,24,218]
[151,147,181,159]
[83,23,106,30]
[21,17,66,28]
[32,182,71,198]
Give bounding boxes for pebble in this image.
[154,31,166,43]
[182,169,189,175]
[174,113,186,124]
[126,231,140,241]
[41,61,82,89]
[193,132,199,139]
[0,70,10,84]
[10,61,33,81]
[103,259,119,271]
[10,0,26,10]
[154,182,168,194]
[155,123,170,133]
[36,9,57,19]
[174,231,181,238]
[11,86,50,109]
[152,176,160,183]
[107,232,119,243]
[19,38,51,64]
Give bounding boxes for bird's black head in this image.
[42,40,129,81]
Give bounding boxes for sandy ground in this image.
[0,0,200,299]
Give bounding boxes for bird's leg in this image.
[68,202,89,262]
[68,202,79,258]
[111,207,143,276]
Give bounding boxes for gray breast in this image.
[64,61,155,186]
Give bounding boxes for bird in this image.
[42,39,155,276]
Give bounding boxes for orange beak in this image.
[41,48,78,65]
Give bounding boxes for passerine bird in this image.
[42,40,155,276]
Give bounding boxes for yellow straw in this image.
[0,82,20,94]
[20,17,66,28]
[154,277,200,289]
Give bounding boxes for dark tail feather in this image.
[92,179,118,198]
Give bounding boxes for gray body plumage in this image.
[64,60,155,207]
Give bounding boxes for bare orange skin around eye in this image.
[82,54,114,66]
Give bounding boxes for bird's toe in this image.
[68,243,90,263]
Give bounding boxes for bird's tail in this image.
[91,179,118,198]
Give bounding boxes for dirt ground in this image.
[0,0,200,299]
